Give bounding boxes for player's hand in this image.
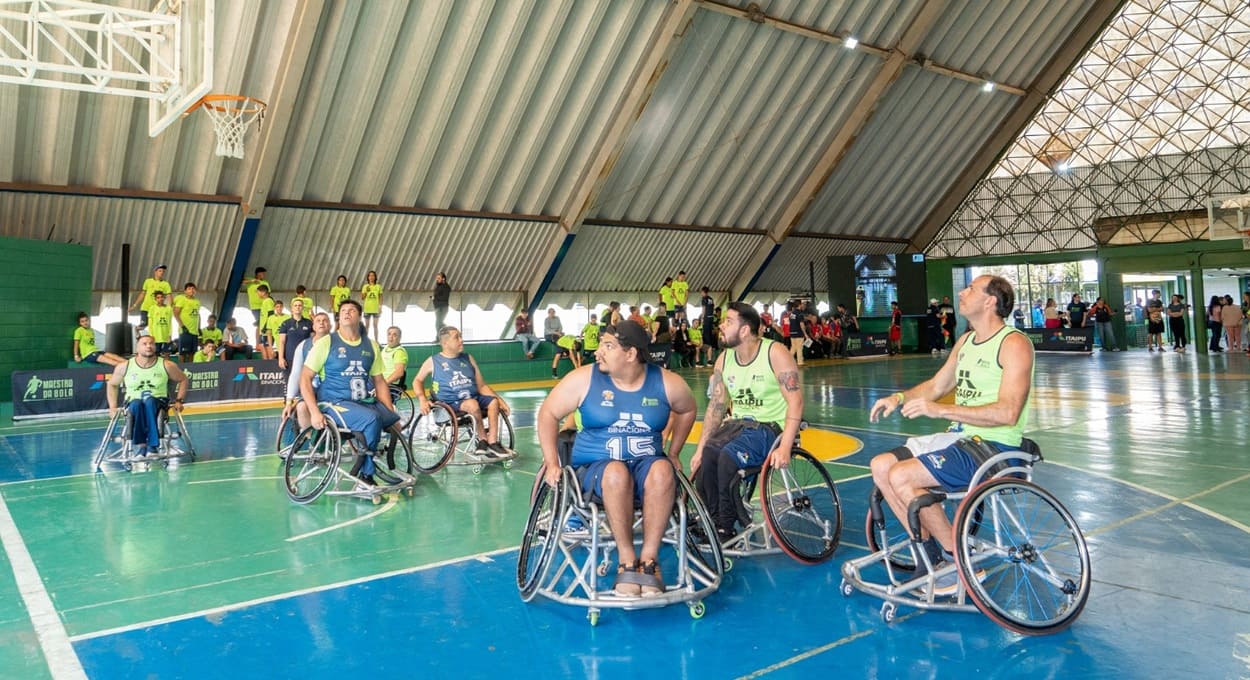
[418,400,431,415]
[900,398,940,419]
[310,410,326,430]
[768,442,792,469]
[869,396,900,423]
[543,464,561,488]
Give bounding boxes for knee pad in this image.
[887,446,913,461]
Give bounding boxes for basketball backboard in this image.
[149,0,213,137]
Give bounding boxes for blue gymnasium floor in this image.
[2,352,1249,678]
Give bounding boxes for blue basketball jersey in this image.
[431,352,479,403]
[570,364,670,466]
[319,333,377,402]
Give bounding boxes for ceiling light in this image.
[982,81,995,93]
[844,36,858,49]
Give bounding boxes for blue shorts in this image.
[453,394,495,413]
[179,332,199,355]
[320,400,400,452]
[915,439,1021,492]
[83,351,102,363]
[575,456,671,504]
[705,419,779,469]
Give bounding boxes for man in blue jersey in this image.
[413,326,513,459]
[537,320,697,598]
[299,300,400,488]
[868,274,1033,591]
[690,302,804,542]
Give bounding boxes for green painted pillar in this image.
[1190,267,1206,353]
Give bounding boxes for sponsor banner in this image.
[12,360,285,419]
[648,343,673,367]
[1022,327,1093,352]
[845,333,890,358]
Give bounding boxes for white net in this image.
[198,96,266,159]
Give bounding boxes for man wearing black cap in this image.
[129,264,170,331]
[690,302,804,542]
[537,320,696,598]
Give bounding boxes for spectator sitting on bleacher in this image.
[148,291,175,358]
[200,314,223,349]
[673,320,695,367]
[515,309,541,359]
[73,312,125,366]
[220,318,252,360]
[651,305,671,343]
[193,339,217,362]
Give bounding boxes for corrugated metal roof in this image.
[0,190,239,291]
[590,6,879,230]
[797,67,1017,238]
[547,223,764,292]
[248,206,561,305]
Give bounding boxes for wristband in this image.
[894,392,905,405]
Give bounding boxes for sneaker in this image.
[614,561,641,597]
[472,440,500,460]
[1148,347,1154,352]
[638,560,665,598]
[564,514,586,534]
[488,441,512,457]
[552,369,558,378]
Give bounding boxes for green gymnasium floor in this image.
[1,349,1247,678]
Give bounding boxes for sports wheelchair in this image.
[93,401,196,471]
[517,438,723,626]
[406,399,516,474]
[277,384,415,460]
[282,402,417,504]
[839,438,1092,635]
[710,425,842,569]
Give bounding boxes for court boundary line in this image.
[68,546,517,643]
[0,491,87,678]
[286,495,399,542]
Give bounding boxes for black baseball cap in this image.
[605,321,651,361]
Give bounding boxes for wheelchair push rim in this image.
[761,449,842,564]
[283,426,342,503]
[408,402,457,473]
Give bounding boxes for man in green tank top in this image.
[867,274,1033,588]
[690,302,804,541]
[106,334,189,455]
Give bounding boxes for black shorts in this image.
[1147,321,1164,333]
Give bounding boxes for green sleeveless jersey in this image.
[722,338,787,426]
[123,358,169,402]
[954,325,1031,446]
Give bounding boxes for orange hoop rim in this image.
[184,94,267,116]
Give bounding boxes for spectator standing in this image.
[1145,291,1165,352]
[1067,294,1089,329]
[672,272,689,323]
[256,286,276,359]
[264,299,290,361]
[361,270,383,339]
[1221,295,1242,353]
[581,314,601,364]
[129,264,170,331]
[659,277,676,315]
[329,275,351,316]
[1207,295,1224,352]
[1090,297,1119,351]
[1031,299,1044,327]
[939,296,956,348]
[432,272,451,334]
[925,299,944,354]
[292,285,315,314]
[173,282,202,363]
[148,291,174,358]
[278,299,314,374]
[889,301,903,355]
[1043,298,1060,328]
[1242,291,1250,354]
[1168,294,1188,352]
[515,309,541,358]
[243,267,268,334]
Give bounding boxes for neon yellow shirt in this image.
[330,286,351,312]
[292,295,315,313]
[193,350,215,362]
[672,280,689,306]
[265,312,290,341]
[258,298,275,330]
[581,323,600,350]
[660,285,676,309]
[149,305,174,343]
[199,327,223,346]
[140,277,171,312]
[73,326,98,357]
[246,280,267,309]
[173,293,201,335]
[381,345,409,384]
[361,283,382,314]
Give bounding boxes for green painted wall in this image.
[0,237,92,399]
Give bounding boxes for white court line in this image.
[70,545,518,642]
[0,492,87,679]
[286,495,399,542]
[188,476,283,485]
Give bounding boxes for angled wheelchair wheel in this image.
[864,486,917,572]
[93,409,127,470]
[675,473,724,579]
[373,426,415,484]
[409,403,457,473]
[390,385,416,435]
[517,477,564,602]
[283,426,342,504]
[275,409,299,459]
[954,478,1092,635]
[761,449,842,564]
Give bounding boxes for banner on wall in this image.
[11,361,285,420]
[1022,327,1093,352]
[845,332,890,358]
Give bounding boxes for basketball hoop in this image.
[188,95,267,159]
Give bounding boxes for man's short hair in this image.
[727,301,760,335]
[984,276,1015,318]
[388,326,401,336]
[227,317,237,324]
[337,299,362,317]
[77,311,89,321]
[255,267,266,275]
[438,326,459,342]
[257,284,270,293]
[605,321,651,364]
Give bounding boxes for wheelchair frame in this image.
[282,402,417,504]
[839,444,1092,635]
[518,464,723,626]
[407,400,516,474]
[93,403,196,471]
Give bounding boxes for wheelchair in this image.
[282,402,417,504]
[277,385,415,460]
[407,399,516,474]
[93,401,196,471]
[710,426,842,570]
[517,456,723,626]
[839,438,1092,635]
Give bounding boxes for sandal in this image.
[638,560,665,598]
[614,561,642,597]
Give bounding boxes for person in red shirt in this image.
[889,301,903,355]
